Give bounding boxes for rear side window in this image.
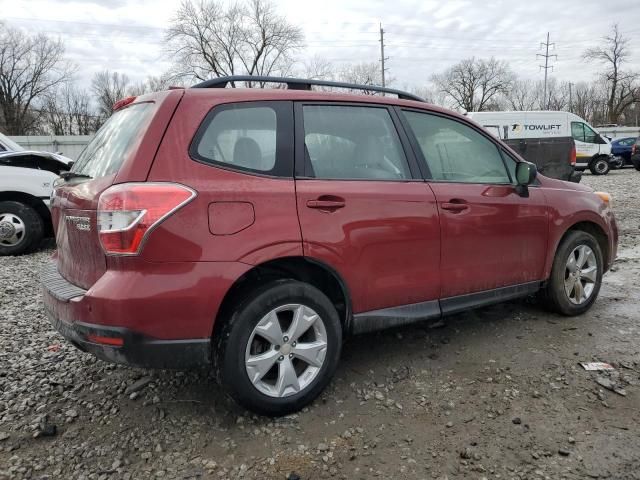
[73,103,152,178]
[191,102,292,177]
[403,111,510,184]
[301,105,410,180]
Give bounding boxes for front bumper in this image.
[568,170,582,183]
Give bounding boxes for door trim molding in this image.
[351,281,542,334]
[439,281,541,316]
[352,300,440,334]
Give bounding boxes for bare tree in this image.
[128,74,177,96]
[432,57,514,112]
[166,0,303,84]
[584,24,640,124]
[91,70,131,119]
[544,78,570,111]
[505,79,538,110]
[409,85,446,106]
[42,83,96,135]
[301,55,335,81]
[338,62,380,93]
[0,22,74,134]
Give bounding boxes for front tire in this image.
[542,230,603,316]
[589,157,610,175]
[216,280,342,416]
[0,201,44,256]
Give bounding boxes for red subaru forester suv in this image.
[42,76,618,415]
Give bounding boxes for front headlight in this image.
[594,191,612,208]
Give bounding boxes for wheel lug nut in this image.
[283,336,289,343]
[292,341,296,347]
[289,353,293,358]
[278,355,284,361]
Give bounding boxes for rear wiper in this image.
[60,172,92,181]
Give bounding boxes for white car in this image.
[0,133,73,255]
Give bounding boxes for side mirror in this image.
[516,161,537,185]
[515,162,537,197]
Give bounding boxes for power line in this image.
[537,32,557,110]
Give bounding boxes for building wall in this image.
[598,127,640,139]
[10,135,92,160]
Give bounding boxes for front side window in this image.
[403,111,510,184]
[194,105,277,173]
[571,122,594,143]
[301,105,410,180]
[583,123,598,143]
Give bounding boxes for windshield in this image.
[72,103,152,178]
[0,133,25,152]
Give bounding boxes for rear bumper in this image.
[41,258,251,369]
[45,307,210,369]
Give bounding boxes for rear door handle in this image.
[307,197,345,210]
[441,200,469,212]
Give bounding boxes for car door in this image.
[571,121,603,161]
[294,103,441,319]
[399,109,548,301]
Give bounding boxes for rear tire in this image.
[589,157,610,175]
[0,201,44,256]
[216,279,342,416]
[542,230,603,316]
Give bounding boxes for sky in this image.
[3,0,640,92]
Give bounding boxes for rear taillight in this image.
[97,183,196,255]
[570,143,577,166]
[633,144,637,155]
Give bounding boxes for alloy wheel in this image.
[245,304,328,398]
[564,244,598,305]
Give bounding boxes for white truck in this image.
[466,111,613,175]
[0,132,73,255]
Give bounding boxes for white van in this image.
[466,111,613,175]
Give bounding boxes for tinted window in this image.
[196,106,277,172]
[403,111,510,184]
[73,103,152,178]
[302,105,410,180]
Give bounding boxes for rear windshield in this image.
[72,103,152,178]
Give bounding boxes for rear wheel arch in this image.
[212,256,352,343]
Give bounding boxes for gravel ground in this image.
[1,169,639,480]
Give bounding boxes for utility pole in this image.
[379,23,388,89]
[568,81,574,112]
[537,32,557,110]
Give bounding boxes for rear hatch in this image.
[52,90,184,289]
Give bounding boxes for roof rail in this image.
[191,75,425,102]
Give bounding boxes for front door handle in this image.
[441,200,469,212]
[307,196,345,211]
